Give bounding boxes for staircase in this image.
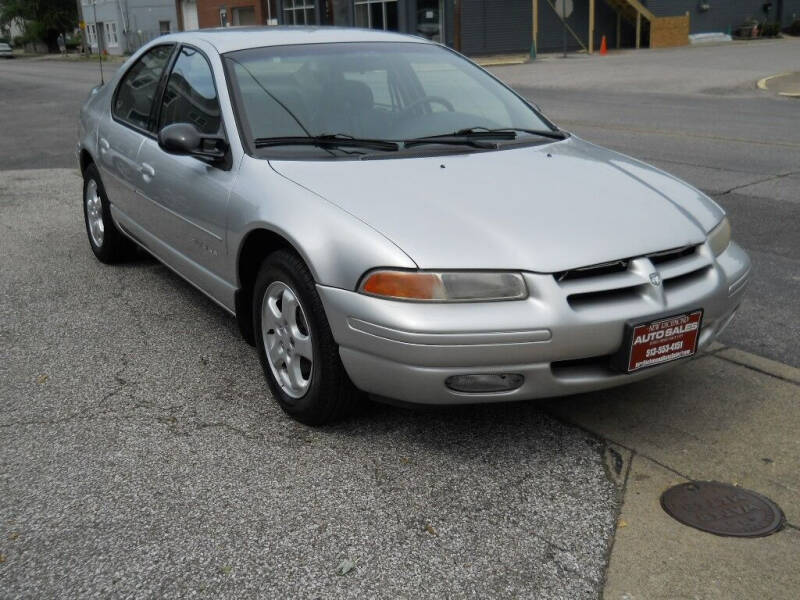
[603,0,690,49]
[603,0,655,48]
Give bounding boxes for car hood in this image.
[269,136,724,273]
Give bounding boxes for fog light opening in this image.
[445,373,524,394]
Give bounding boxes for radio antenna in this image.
[91,0,104,84]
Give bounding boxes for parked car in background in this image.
[77,27,750,425]
[0,42,14,58]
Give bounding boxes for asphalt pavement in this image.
[1,41,799,599]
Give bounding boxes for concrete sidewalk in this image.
[491,37,800,96]
[549,346,800,599]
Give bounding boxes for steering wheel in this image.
[400,95,455,116]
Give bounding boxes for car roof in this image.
[160,26,433,54]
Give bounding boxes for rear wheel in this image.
[253,250,360,425]
[83,163,136,263]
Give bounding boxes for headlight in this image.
[359,270,528,302]
[708,217,731,256]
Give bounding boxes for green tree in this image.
[0,0,77,52]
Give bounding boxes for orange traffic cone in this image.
[600,35,608,56]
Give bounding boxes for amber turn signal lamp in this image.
[361,271,445,300]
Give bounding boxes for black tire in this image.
[82,163,136,263]
[253,249,361,425]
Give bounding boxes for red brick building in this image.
[191,0,271,29]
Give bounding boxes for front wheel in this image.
[253,250,360,425]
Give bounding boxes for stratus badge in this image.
[649,272,662,286]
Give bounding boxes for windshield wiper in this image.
[403,127,567,150]
[455,127,568,140]
[254,134,399,152]
[403,135,505,149]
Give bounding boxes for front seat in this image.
[317,79,380,138]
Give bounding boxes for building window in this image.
[104,21,118,47]
[283,0,316,25]
[86,23,97,47]
[159,20,171,34]
[354,0,398,31]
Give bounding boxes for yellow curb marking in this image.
[757,71,794,90]
[477,59,528,66]
[757,72,790,89]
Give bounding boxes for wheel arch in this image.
[79,148,95,174]
[234,227,311,346]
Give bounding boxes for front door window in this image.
[158,46,221,135]
[354,0,398,31]
[113,44,174,131]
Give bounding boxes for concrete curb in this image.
[715,347,800,385]
[473,54,529,67]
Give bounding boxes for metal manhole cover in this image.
[661,481,784,538]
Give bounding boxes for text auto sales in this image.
[634,320,699,345]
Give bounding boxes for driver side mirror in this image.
[158,122,228,165]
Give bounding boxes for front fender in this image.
[227,155,417,290]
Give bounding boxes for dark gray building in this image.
[263,0,800,55]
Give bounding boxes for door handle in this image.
[99,138,110,153]
[139,163,155,181]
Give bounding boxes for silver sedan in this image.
[77,27,750,424]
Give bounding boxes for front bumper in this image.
[318,241,751,405]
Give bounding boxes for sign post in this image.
[554,0,574,58]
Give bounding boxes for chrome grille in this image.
[555,245,712,311]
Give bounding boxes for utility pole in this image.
[454,0,461,52]
[561,0,567,57]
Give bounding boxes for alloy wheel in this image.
[261,281,314,398]
[85,179,105,247]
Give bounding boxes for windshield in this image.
[225,42,554,157]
